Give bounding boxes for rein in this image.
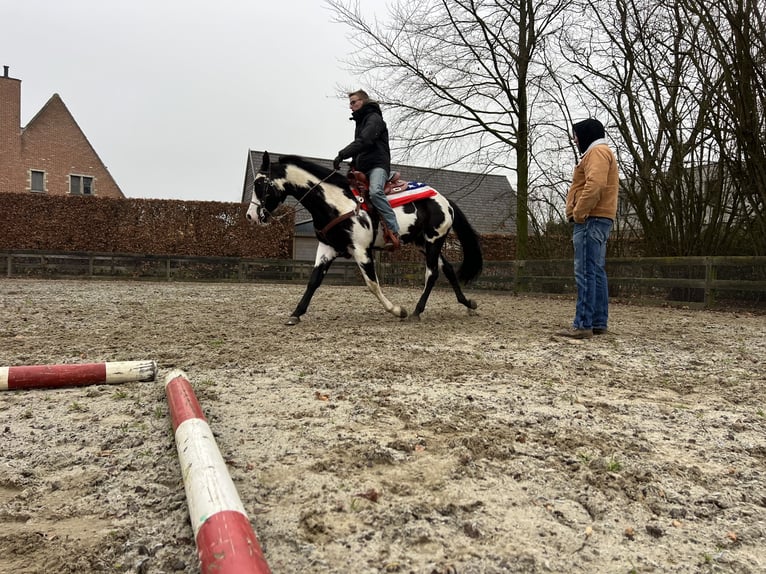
[295,170,338,205]
[254,169,339,223]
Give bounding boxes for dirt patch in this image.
[1,279,765,573]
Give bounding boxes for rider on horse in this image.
[333,90,400,250]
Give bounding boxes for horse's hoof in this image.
[468,299,478,310]
[285,316,301,326]
[392,305,408,319]
[409,313,421,322]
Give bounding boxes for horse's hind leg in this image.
[440,254,478,312]
[411,243,443,319]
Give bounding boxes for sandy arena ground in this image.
[0,278,764,574]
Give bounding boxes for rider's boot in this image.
[383,227,400,251]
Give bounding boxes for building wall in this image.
[0,69,123,198]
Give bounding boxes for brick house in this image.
[0,66,123,198]
[242,150,516,260]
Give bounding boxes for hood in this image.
[351,101,383,121]
[573,118,606,154]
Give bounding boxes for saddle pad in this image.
[387,182,437,208]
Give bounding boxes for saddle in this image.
[347,169,404,250]
[347,170,409,196]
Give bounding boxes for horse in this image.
[246,151,483,325]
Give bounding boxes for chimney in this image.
[0,63,21,140]
[0,64,22,192]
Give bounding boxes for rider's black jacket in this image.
[337,102,391,174]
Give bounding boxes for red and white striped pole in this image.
[165,369,271,574]
[0,360,157,391]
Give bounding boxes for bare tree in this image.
[564,0,766,255]
[326,0,571,258]
[686,0,766,253]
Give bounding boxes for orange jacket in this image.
[565,144,619,223]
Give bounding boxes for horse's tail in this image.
[448,199,483,283]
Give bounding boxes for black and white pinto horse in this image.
[246,152,483,325]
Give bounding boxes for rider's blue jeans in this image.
[572,217,613,330]
[368,167,399,235]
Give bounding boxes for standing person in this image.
[556,118,619,339]
[333,90,400,250]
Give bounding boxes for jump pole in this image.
[0,360,157,391]
[165,369,271,574]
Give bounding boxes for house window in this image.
[70,175,94,195]
[31,170,45,192]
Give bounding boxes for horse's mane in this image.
[278,155,350,190]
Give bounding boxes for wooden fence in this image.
[2,250,764,309]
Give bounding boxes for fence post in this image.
[704,256,717,308]
[513,260,523,293]
[376,252,385,284]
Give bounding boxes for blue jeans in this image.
[572,217,613,330]
[368,167,399,234]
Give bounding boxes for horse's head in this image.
[246,151,287,225]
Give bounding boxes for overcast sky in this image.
[2,0,388,202]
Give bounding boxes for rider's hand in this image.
[333,156,342,171]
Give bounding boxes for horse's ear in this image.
[260,151,271,173]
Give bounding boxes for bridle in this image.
[250,172,290,223]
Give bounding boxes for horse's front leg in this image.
[287,245,336,325]
[355,250,408,320]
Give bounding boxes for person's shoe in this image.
[383,231,400,251]
[593,327,608,335]
[555,327,593,339]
